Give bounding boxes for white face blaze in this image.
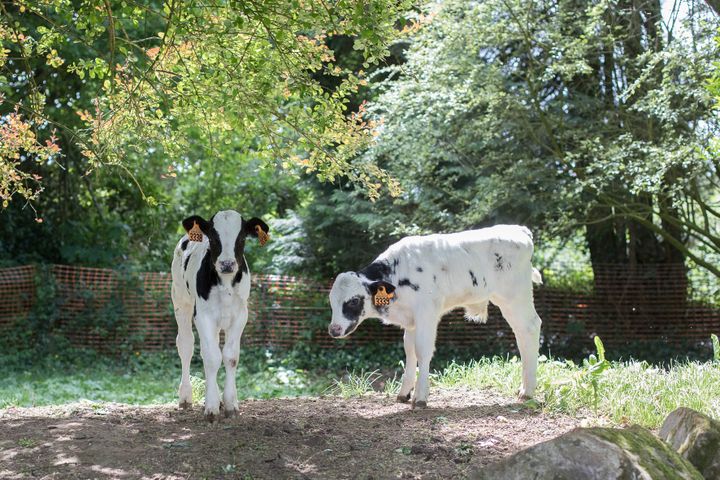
[211,210,244,275]
[328,272,371,338]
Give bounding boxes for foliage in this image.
[0,0,412,204]
[545,336,609,416]
[0,103,60,208]
[332,0,720,277]
[0,0,418,272]
[712,333,720,362]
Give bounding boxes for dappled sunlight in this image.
[53,452,80,466]
[89,465,131,477]
[0,388,580,479]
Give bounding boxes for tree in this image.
[0,0,413,268]
[355,0,719,281]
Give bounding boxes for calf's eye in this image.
[348,298,361,307]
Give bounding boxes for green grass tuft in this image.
[329,369,382,398]
[434,355,720,428]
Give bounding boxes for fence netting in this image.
[0,264,718,353]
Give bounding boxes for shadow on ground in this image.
[0,388,580,479]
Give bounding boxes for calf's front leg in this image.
[412,312,439,408]
[222,305,248,417]
[397,328,417,403]
[196,316,222,421]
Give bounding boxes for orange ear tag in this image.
[188,221,203,242]
[255,225,270,246]
[373,285,394,306]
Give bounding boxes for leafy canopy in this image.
[0,0,413,207]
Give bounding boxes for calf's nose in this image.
[329,324,344,338]
[219,260,236,273]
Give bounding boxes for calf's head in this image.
[328,272,396,338]
[182,210,269,275]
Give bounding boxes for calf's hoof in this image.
[205,412,219,423]
[224,408,239,418]
[396,393,411,404]
[517,388,535,401]
[179,400,192,410]
[412,400,428,409]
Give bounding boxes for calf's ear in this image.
[182,215,211,242]
[244,217,270,246]
[368,281,396,306]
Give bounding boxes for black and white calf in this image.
[328,225,542,408]
[171,210,269,421]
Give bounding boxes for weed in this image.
[394,446,412,455]
[18,438,37,448]
[330,370,382,397]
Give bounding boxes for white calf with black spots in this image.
[328,225,542,408]
[171,210,269,421]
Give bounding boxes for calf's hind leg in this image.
[174,306,195,408]
[497,298,541,399]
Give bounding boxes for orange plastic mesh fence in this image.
[0,265,36,331]
[0,264,718,351]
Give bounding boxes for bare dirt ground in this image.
[0,387,581,479]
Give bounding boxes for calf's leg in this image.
[397,328,417,403]
[498,299,541,399]
[174,306,195,408]
[222,304,248,417]
[196,315,222,421]
[412,312,439,408]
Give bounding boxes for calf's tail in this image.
[531,267,542,285]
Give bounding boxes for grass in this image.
[0,349,329,409]
[334,336,720,429]
[432,355,720,428]
[3,340,720,430]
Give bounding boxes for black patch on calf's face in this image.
[398,278,419,291]
[205,225,223,266]
[232,258,249,286]
[233,234,246,265]
[181,239,189,251]
[342,295,365,322]
[359,261,392,282]
[469,270,478,287]
[196,251,220,300]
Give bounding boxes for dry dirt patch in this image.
[0,388,580,479]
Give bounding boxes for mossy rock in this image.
[660,407,720,480]
[474,425,702,480]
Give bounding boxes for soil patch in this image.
[0,387,580,479]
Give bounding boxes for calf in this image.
[171,210,269,421]
[328,225,542,408]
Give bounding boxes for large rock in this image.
[474,425,702,480]
[659,407,720,480]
